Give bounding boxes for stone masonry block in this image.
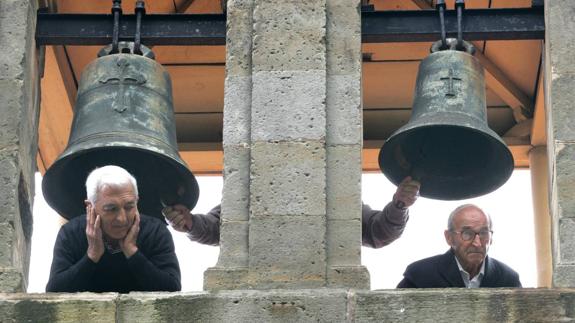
[0,151,19,223]
[251,141,326,217]
[548,74,575,142]
[545,1,575,75]
[326,75,362,145]
[223,76,252,145]
[327,265,370,289]
[558,218,575,264]
[0,80,23,148]
[0,293,117,322]
[252,71,326,141]
[204,267,250,291]
[326,0,361,75]
[249,215,326,288]
[353,289,575,322]
[553,264,575,288]
[0,223,15,267]
[326,145,362,220]
[226,0,254,77]
[0,268,24,293]
[118,290,348,322]
[252,0,326,72]
[326,219,361,266]
[554,143,575,216]
[222,144,250,221]
[0,0,33,82]
[217,220,249,267]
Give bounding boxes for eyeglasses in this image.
[451,229,492,242]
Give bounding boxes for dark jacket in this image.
[46,214,181,293]
[397,249,522,288]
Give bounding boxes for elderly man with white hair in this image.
[46,165,181,293]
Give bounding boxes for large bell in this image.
[42,42,199,220]
[379,40,514,200]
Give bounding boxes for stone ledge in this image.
[1,288,574,322]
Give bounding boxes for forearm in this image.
[187,205,221,246]
[362,202,409,249]
[126,251,181,292]
[46,255,97,292]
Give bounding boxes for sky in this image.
[28,170,536,292]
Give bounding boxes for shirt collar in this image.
[454,255,486,288]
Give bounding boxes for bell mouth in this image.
[379,122,514,200]
[42,146,199,221]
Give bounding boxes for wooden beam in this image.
[475,50,534,122]
[37,153,47,175]
[52,45,77,105]
[176,0,196,13]
[176,0,224,14]
[179,143,223,175]
[530,53,546,146]
[38,46,74,173]
[410,0,433,9]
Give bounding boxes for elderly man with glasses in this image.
[397,204,521,288]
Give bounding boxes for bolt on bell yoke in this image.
[42,41,199,220]
[378,38,514,200]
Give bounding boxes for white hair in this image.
[447,203,493,231]
[85,165,138,203]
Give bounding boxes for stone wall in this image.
[1,289,574,322]
[545,0,575,287]
[205,0,368,290]
[0,0,39,292]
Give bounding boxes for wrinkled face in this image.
[93,184,139,240]
[444,206,492,274]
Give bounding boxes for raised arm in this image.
[163,204,221,246]
[362,177,420,249]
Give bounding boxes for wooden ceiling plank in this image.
[482,40,541,98]
[179,143,223,175]
[475,50,534,122]
[180,150,223,175]
[57,0,176,13]
[168,65,225,113]
[38,46,74,171]
[530,55,546,146]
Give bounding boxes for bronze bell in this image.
[42,42,199,220]
[379,39,514,200]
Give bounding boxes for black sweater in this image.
[46,214,181,293]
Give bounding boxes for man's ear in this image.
[444,230,453,247]
[84,200,91,208]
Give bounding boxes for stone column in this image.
[544,0,575,287]
[0,0,39,292]
[205,0,368,290]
